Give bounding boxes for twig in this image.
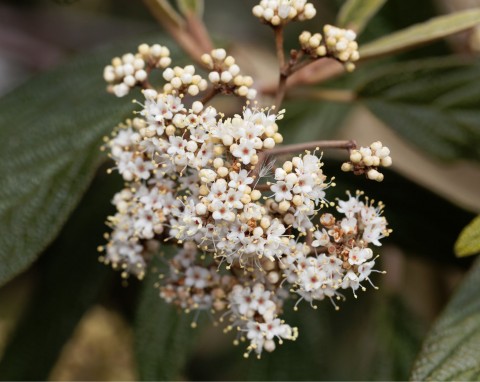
[200,88,218,105]
[265,140,357,156]
[274,26,288,108]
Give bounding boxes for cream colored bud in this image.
[370,141,383,151]
[251,154,259,165]
[240,194,251,205]
[292,157,302,168]
[263,137,275,149]
[196,203,207,215]
[367,169,380,180]
[187,85,199,96]
[186,141,198,152]
[199,185,209,196]
[292,195,303,206]
[208,71,220,83]
[363,155,374,167]
[260,217,271,229]
[278,200,291,213]
[222,134,234,147]
[220,71,233,83]
[341,162,353,172]
[214,145,224,156]
[217,166,229,178]
[284,213,295,225]
[138,43,150,55]
[201,53,212,66]
[283,161,293,173]
[350,151,362,163]
[376,173,384,182]
[381,156,392,167]
[267,271,280,284]
[273,133,283,144]
[251,189,262,201]
[224,56,235,66]
[213,158,224,168]
[165,125,176,136]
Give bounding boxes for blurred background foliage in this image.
[0,0,480,380]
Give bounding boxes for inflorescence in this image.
[99,0,391,358]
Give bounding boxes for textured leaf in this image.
[0,47,133,287]
[134,252,195,381]
[281,100,351,143]
[337,0,387,33]
[0,36,179,288]
[357,57,480,162]
[0,171,119,380]
[411,258,480,380]
[360,8,480,59]
[455,215,480,257]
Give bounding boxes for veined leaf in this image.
[360,8,480,59]
[0,36,177,288]
[455,215,480,257]
[134,252,195,381]
[0,171,119,380]
[337,0,387,34]
[357,57,480,162]
[411,258,480,380]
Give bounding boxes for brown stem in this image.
[143,0,207,67]
[185,12,214,53]
[274,26,287,108]
[200,88,219,105]
[265,140,357,156]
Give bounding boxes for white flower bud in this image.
[196,203,207,215]
[208,71,220,83]
[199,169,217,183]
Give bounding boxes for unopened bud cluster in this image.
[162,65,208,96]
[252,0,316,26]
[342,141,392,182]
[201,49,257,99]
[299,25,359,71]
[103,43,171,97]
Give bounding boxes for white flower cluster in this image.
[103,43,171,97]
[342,141,392,182]
[162,65,208,96]
[252,0,316,26]
[299,25,359,71]
[101,44,390,358]
[201,49,257,99]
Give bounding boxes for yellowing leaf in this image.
[455,215,480,257]
[360,8,480,59]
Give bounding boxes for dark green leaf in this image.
[281,100,351,143]
[0,46,135,287]
[411,257,480,380]
[337,0,387,34]
[134,252,195,381]
[357,57,480,162]
[455,215,480,257]
[360,8,480,59]
[0,170,120,380]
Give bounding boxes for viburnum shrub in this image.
[99,0,394,358]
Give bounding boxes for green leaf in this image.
[357,57,480,162]
[337,0,387,34]
[360,8,480,59]
[134,251,195,381]
[177,0,204,16]
[411,257,480,380]
[281,100,351,143]
[455,215,480,257]
[0,171,119,380]
[0,45,136,287]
